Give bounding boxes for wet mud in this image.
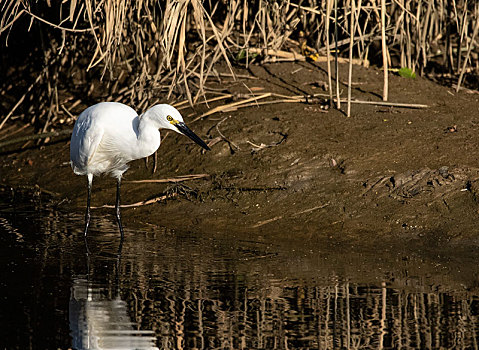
[2,61,479,247]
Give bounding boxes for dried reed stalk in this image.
[456,16,479,92]
[126,174,209,184]
[334,0,341,109]
[92,193,178,209]
[0,0,478,133]
[326,0,334,106]
[381,0,389,101]
[347,0,357,117]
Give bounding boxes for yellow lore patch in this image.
[166,115,179,125]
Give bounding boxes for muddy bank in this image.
[2,61,479,246]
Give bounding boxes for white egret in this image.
[70,102,210,242]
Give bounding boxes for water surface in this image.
[1,192,478,349]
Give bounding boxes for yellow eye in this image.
[166,115,173,121]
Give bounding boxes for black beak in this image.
[175,122,211,151]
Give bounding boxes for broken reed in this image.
[0,0,478,130]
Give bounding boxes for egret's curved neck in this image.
[135,115,161,158]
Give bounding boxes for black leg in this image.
[84,174,93,255]
[116,177,125,242]
[115,253,121,293]
[117,235,124,258]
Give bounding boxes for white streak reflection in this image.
[69,278,158,350]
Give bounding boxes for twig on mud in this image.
[338,99,428,109]
[200,91,330,114]
[452,85,479,94]
[252,203,329,228]
[222,98,329,112]
[175,94,233,111]
[361,176,391,196]
[189,91,426,123]
[0,124,20,137]
[247,133,287,152]
[206,136,222,149]
[217,73,258,79]
[221,185,287,192]
[252,216,284,228]
[192,93,272,121]
[221,99,295,112]
[271,92,332,100]
[0,129,72,149]
[291,203,330,217]
[60,104,76,120]
[126,174,210,184]
[92,193,178,209]
[0,123,30,141]
[246,140,268,150]
[216,116,240,151]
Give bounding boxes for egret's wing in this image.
[70,102,140,177]
[70,112,104,175]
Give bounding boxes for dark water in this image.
[1,193,479,349]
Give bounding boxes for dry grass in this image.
[0,0,478,131]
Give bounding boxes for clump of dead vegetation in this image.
[0,0,478,133]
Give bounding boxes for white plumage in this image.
[70,102,210,247]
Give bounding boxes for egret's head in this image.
[144,104,210,150]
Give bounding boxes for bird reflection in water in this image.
[69,256,158,350]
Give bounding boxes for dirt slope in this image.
[2,61,479,246]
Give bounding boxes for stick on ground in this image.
[92,193,178,209]
[126,174,210,184]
